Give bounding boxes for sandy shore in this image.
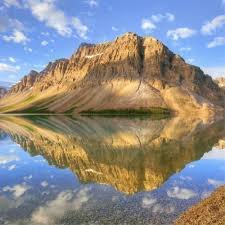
[174,185,225,225]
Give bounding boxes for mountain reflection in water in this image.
[0,115,225,225]
[0,116,224,194]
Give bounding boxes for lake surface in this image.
[0,116,225,225]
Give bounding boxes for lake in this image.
[0,116,225,225]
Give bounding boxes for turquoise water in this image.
[0,116,225,225]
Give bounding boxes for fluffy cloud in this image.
[72,17,89,39]
[167,187,197,200]
[207,37,225,48]
[141,12,174,32]
[2,29,29,44]
[112,26,118,32]
[85,0,98,7]
[3,183,30,198]
[208,179,224,187]
[201,15,225,35]
[0,155,20,164]
[9,57,16,63]
[40,181,48,187]
[41,40,48,46]
[151,13,175,23]
[0,16,24,33]
[142,197,157,208]
[25,0,89,39]
[8,164,16,171]
[203,66,225,77]
[141,19,156,31]
[202,149,225,160]
[167,28,197,40]
[31,188,91,224]
[24,46,33,52]
[187,58,195,63]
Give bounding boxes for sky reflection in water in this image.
[0,116,225,225]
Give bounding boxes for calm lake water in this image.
[0,116,225,225]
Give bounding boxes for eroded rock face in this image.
[9,70,39,93]
[0,33,224,116]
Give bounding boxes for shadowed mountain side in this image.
[0,116,224,194]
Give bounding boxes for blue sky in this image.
[0,0,225,84]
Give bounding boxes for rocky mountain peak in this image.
[0,33,224,117]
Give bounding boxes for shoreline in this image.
[174,185,225,225]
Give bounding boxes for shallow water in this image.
[0,116,225,225]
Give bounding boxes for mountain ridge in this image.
[0,32,224,117]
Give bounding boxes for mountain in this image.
[0,116,224,194]
[0,32,224,117]
[0,87,7,98]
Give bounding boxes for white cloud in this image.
[9,57,16,63]
[141,19,156,31]
[26,0,72,37]
[0,155,20,164]
[208,179,224,187]
[41,181,48,187]
[179,47,191,52]
[3,183,30,198]
[142,197,157,208]
[166,13,175,22]
[141,12,174,32]
[25,0,89,39]
[24,175,32,181]
[187,58,195,63]
[0,16,24,33]
[203,66,225,77]
[0,63,20,73]
[41,40,48,46]
[167,28,197,40]
[112,26,118,32]
[72,17,89,39]
[207,37,225,48]
[202,149,225,160]
[2,29,29,44]
[167,187,197,200]
[24,46,33,52]
[201,15,225,35]
[8,164,16,171]
[151,13,175,23]
[3,0,21,8]
[31,188,90,224]
[85,0,98,7]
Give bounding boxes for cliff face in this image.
[0,33,224,116]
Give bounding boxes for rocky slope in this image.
[0,116,224,194]
[0,32,224,117]
[0,87,7,98]
[175,185,225,225]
